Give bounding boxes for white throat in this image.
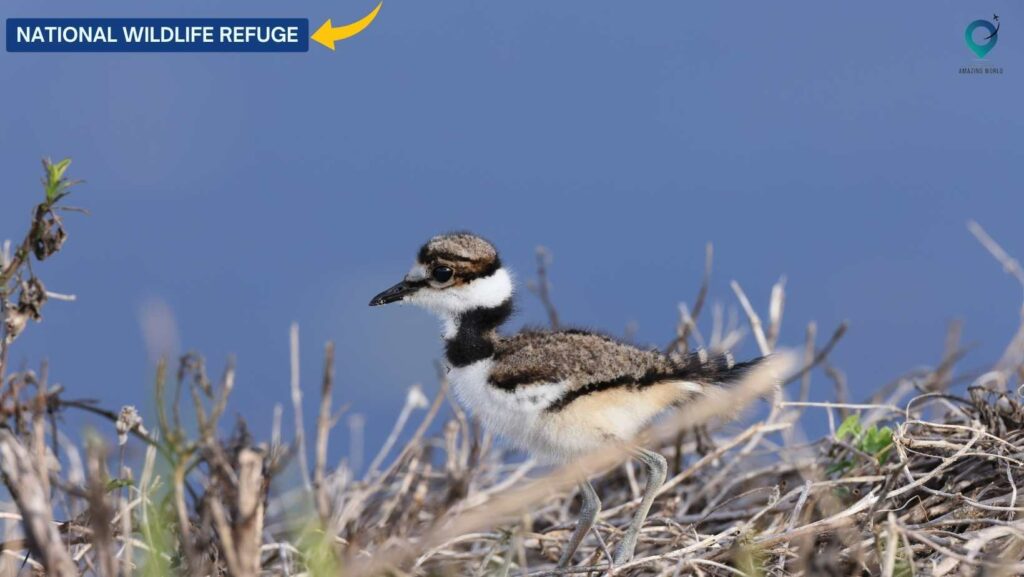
[405,268,514,337]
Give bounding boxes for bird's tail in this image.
[664,349,771,415]
[670,349,768,386]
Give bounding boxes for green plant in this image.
[830,414,894,475]
[42,157,81,202]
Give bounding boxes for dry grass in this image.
[2,159,1024,576]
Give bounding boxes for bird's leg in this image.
[557,479,601,568]
[613,448,667,565]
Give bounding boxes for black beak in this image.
[369,280,419,306]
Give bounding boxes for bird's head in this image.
[369,232,512,317]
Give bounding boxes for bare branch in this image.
[0,429,78,577]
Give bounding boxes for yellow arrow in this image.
[311,1,383,51]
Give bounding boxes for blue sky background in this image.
[2,1,1022,465]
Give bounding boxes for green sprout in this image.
[41,157,81,203]
[830,414,894,475]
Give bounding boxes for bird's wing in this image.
[489,329,759,394]
[489,330,672,392]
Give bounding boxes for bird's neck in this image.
[444,298,513,367]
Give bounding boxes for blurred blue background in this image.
[2,1,1022,465]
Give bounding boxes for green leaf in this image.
[827,459,853,475]
[835,414,861,441]
[51,158,71,182]
[42,157,77,202]
[863,426,893,460]
[105,478,135,491]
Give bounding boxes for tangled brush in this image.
[2,159,1023,576]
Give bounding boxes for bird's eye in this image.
[431,266,454,283]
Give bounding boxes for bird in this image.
[369,232,765,567]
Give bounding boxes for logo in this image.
[965,15,999,59]
[959,14,1003,75]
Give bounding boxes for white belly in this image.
[447,359,569,460]
[447,360,698,462]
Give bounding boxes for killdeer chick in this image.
[370,232,764,566]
